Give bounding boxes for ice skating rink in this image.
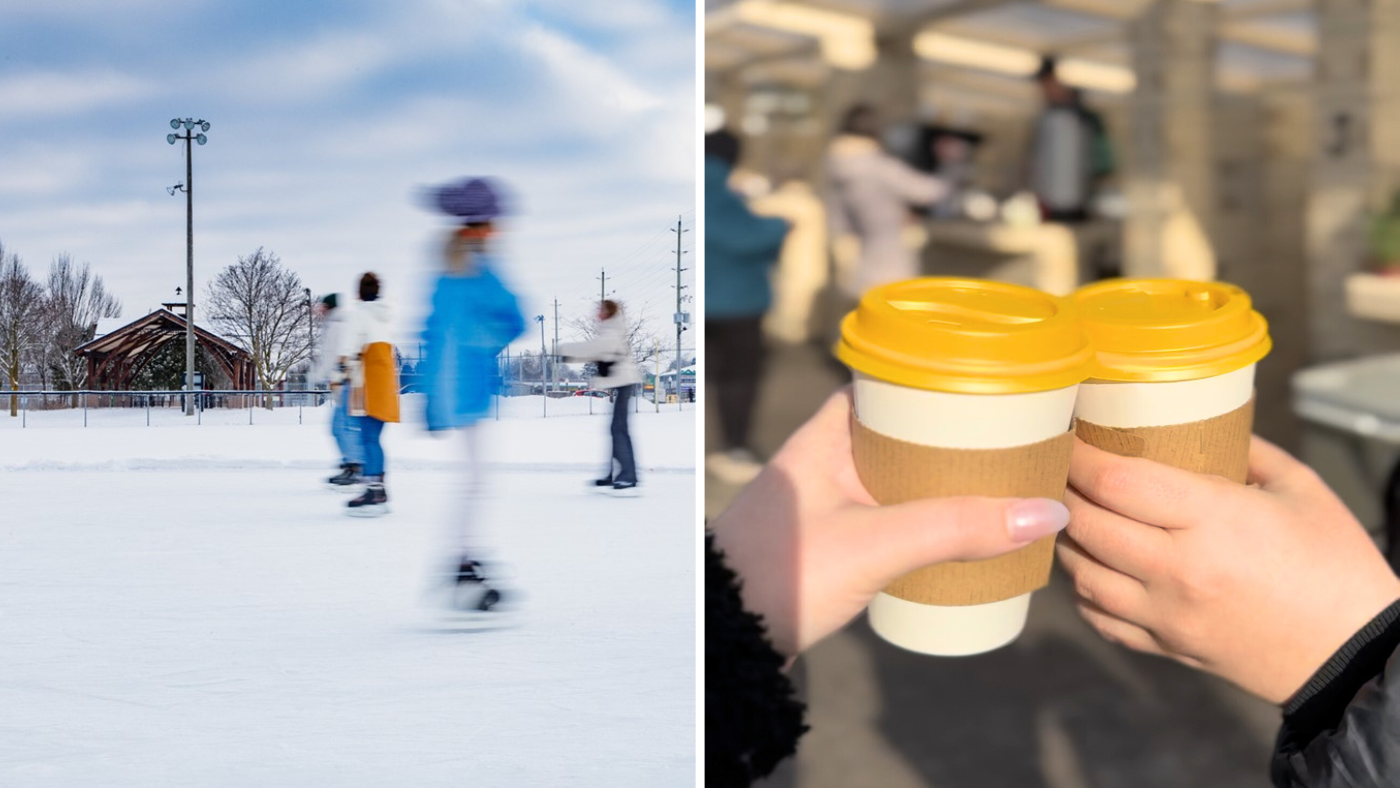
[0,398,696,786]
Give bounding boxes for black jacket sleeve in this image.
[1272,597,1400,787]
[706,534,808,786]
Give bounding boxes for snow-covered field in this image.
[0,398,697,786]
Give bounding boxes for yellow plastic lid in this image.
[1073,278,1271,382]
[835,278,1095,394]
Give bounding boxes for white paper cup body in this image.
[1072,363,1256,427]
[853,372,1078,657]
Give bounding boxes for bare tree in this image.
[43,254,122,392]
[0,243,44,416]
[205,248,312,402]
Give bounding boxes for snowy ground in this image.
[0,398,697,787]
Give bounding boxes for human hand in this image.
[1058,436,1400,704]
[708,388,1071,658]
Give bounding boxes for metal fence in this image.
[0,390,331,427]
[0,386,685,428]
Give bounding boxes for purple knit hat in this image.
[433,177,507,222]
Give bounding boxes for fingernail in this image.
[1007,499,1070,542]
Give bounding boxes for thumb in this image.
[845,496,1070,592]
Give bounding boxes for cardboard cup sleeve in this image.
[1074,397,1255,483]
[851,413,1075,606]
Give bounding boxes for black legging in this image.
[610,384,637,484]
[706,317,764,451]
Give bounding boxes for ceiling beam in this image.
[1042,0,1149,22]
[1219,20,1314,56]
[901,0,1023,30]
[1223,0,1310,22]
[730,41,823,73]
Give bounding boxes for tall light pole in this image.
[166,117,209,415]
[303,287,313,397]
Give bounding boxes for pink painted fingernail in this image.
[1007,499,1070,542]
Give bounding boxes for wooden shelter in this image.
[74,308,255,390]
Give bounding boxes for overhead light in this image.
[913,31,1135,94]
[1057,59,1135,93]
[716,0,876,71]
[170,118,181,129]
[914,32,1040,76]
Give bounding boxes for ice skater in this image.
[419,177,527,612]
[345,272,400,516]
[559,299,642,494]
[311,293,362,490]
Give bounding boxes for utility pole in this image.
[536,314,547,415]
[165,117,210,415]
[654,339,661,413]
[598,268,607,304]
[551,297,561,394]
[671,215,689,410]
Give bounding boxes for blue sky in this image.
[0,0,696,356]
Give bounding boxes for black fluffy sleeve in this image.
[706,534,808,786]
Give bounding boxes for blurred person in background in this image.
[825,104,955,298]
[419,177,527,613]
[311,293,362,490]
[345,272,399,516]
[560,300,643,495]
[704,128,790,484]
[1027,55,1115,224]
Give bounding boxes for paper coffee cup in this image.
[1071,279,1271,480]
[836,278,1095,656]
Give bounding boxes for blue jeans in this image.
[610,385,636,484]
[360,416,386,478]
[332,386,362,465]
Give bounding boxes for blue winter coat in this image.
[705,157,789,319]
[420,259,526,430]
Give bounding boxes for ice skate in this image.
[347,480,388,516]
[610,480,640,497]
[327,463,363,491]
[436,559,518,625]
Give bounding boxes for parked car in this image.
[573,389,612,399]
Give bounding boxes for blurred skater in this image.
[310,293,363,490]
[419,177,527,612]
[345,272,400,516]
[560,300,643,494]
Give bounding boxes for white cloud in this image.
[0,70,156,119]
[206,30,399,104]
[517,23,664,116]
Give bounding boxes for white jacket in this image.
[310,301,353,385]
[344,299,395,368]
[557,311,642,389]
[825,134,950,296]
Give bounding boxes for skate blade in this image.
[346,504,390,518]
[328,483,362,493]
[609,486,641,498]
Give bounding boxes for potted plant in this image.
[1368,190,1400,276]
